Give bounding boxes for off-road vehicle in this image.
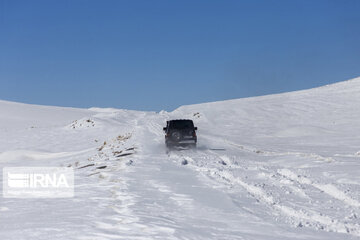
[163,119,197,147]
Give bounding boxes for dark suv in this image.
[163,119,197,147]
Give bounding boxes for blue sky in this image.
[0,0,359,111]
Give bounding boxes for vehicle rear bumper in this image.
[166,138,197,145]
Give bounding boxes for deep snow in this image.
[1,77,360,239]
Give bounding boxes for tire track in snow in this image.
[257,170,311,200]
[146,121,163,138]
[176,151,360,237]
[225,140,334,163]
[277,169,360,208]
[147,180,194,209]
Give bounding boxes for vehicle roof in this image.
[167,119,193,122]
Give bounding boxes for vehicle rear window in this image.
[169,120,194,129]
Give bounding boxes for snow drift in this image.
[1,77,360,240]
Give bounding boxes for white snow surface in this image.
[1,77,360,239]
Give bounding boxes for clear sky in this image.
[0,0,359,111]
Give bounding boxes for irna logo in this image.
[3,167,74,198]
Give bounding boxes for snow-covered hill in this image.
[1,77,360,240]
